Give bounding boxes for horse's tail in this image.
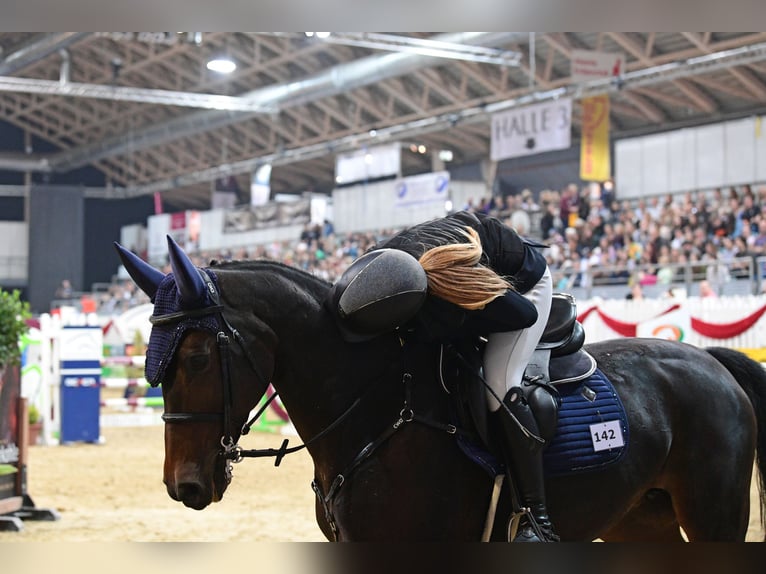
[706,346,766,540]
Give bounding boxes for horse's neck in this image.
[228,267,359,438]
[218,263,410,469]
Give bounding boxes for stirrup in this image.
[509,509,559,542]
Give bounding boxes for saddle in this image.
[442,292,595,394]
[529,292,596,385]
[440,292,596,466]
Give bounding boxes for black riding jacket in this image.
[376,211,548,341]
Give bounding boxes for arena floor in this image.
[1,424,764,542]
[1,424,324,542]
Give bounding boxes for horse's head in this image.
[115,237,274,510]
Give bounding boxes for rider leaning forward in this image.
[328,210,559,542]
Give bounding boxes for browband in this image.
[150,305,225,325]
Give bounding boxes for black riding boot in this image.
[492,387,559,542]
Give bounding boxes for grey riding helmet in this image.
[327,248,428,342]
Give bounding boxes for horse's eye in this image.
[186,354,210,371]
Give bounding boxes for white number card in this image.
[589,420,625,452]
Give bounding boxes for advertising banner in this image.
[636,306,691,342]
[393,171,450,208]
[335,142,401,185]
[580,94,611,182]
[223,198,311,233]
[571,49,624,83]
[59,326,102,444]
[491,99,572,161]
[251,164,272,207]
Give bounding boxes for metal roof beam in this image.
[682,31,766,101]
[45,32,520,173]
[304,32,523,67]
[0,33,91,76]
[117,40,766,198]
[0,76,280,112]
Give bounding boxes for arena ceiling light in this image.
[206,56,236,74]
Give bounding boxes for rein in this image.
[150,273,375,477]
[232,396,363,466]
[152,276,470,540]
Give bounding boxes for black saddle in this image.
[538,293,586,358]
[438,292,595,457]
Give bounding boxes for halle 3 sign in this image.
[490,98,572,162]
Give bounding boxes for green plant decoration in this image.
[0,288,31,369]
[28,403,41,425]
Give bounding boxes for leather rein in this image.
[150,274,466,539]
[148,274,367,480]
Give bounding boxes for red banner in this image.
[691,304,766,339]
[578,303,766,340]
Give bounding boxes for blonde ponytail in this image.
[418,227,511,310]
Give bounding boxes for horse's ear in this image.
[114,242,164,301]
[166,235,207,307]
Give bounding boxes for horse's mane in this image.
[207,258,331,292]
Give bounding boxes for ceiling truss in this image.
[0,32,765,209]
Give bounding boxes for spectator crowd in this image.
[77,180,766,316]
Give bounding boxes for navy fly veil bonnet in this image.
[113,236,224,387]
[145,270,221,386]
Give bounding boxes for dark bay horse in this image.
[116,239,766,541]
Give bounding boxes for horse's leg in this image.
[662,410,755,541]
[599,489,685,542]
[665,464,752,541]
[587,340,756,542]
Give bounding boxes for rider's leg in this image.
[484,267,556,541]
[492,384,559,541]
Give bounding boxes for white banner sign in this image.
[60,327,103,362]
[636,306,691,342]
[491,99,572,161]
[394,171,450,208]
[336,142,401,185]
[250,163,272,207]
[571,49,624,83]
[146,213,171,265]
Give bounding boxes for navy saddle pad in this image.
[542,369,629,476]
[456,368,629,478]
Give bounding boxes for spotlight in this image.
[206,57,236,74]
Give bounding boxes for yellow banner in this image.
[580,95,611,182]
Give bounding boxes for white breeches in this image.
[484,267,553,412]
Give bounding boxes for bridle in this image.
[148,270,364,481]
[149,271,469,540]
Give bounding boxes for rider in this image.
[327,210,558,542]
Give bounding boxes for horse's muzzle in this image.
[169,479,212,510]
